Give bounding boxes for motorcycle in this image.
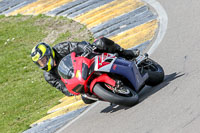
[58,50,164,106]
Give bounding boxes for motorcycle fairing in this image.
[89,73,116,93]
[60,52,94,95]
[94,53,117,72]
[110,58,147,92]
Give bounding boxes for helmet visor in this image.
[37,55,48,68]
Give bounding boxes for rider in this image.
[30,37,140,102]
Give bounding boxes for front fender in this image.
[90,74,116,93]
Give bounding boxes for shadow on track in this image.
[100,72,184,113]
[100,104,130,113]
[138,72,184,102]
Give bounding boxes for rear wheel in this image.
[93,83,139,106]
[139,59,164,86]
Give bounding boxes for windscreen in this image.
[58,54,74,79]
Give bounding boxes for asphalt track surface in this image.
[57,0,200,133]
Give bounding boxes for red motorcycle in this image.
[58,51,164,106]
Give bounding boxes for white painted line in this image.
[143,0,168,55]
[55,101,100,133]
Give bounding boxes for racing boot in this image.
[121,49,140,60]
[114,44,140,59]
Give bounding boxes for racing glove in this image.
[83,44,94,53]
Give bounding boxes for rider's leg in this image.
[93,37,140,59]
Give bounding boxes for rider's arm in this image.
[43,71,72,96]
[53,41,93,57]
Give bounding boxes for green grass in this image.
[53,31,72,45]
[0,15,93,133]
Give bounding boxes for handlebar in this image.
[81,45,97,57]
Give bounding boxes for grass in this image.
[53,31,72,45]
[0,14,93,133]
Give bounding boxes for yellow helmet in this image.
[31,43,55,71]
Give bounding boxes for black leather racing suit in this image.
[44,37,139,96]
[43,41,90,96]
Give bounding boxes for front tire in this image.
[93,83,139,106]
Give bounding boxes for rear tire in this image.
[93,83,139,106]
[141,59,164,86]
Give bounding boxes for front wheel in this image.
[93,83,139,106]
